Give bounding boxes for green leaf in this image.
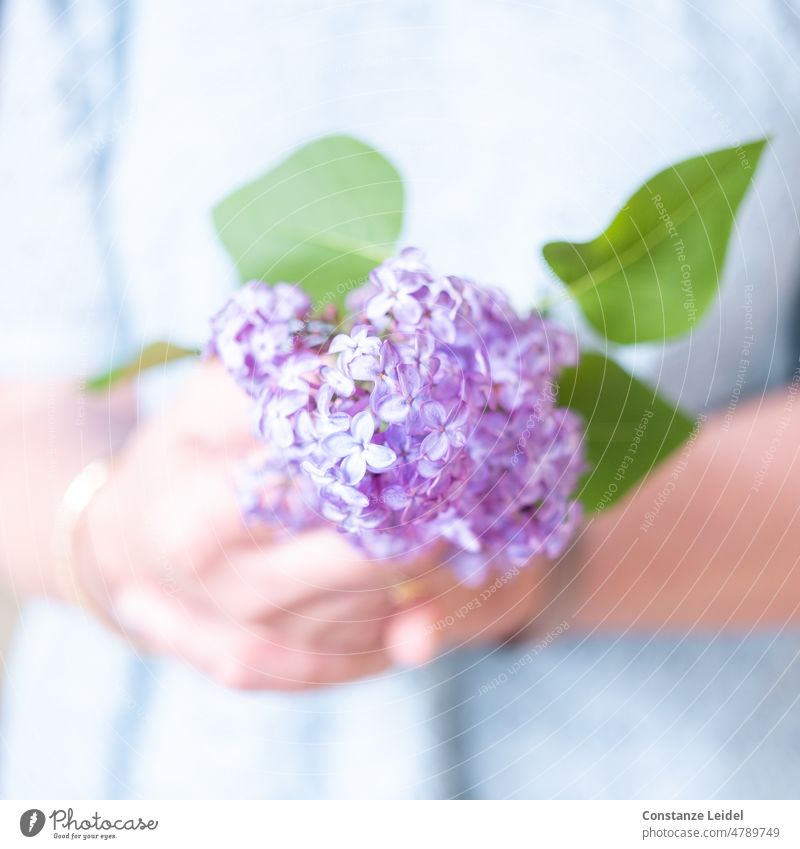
[557,352,695,511]
[212,135,404,311]
[86,341,198,392]
[543,138,767,344]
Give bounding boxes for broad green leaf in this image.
[86,341,198,392]
[557,352,695,511]
[543,139,767,344]
[213,135,404,311]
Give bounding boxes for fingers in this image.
[191,563,396,644]
[199,528,453,626]
[111,560,545,689]
[264,529,381,585]
[386,600,443,666]
[174,360,257,452]
[113,584,393,691]
[386,564,546,665]
[127,457,277,585]
[200,529,393,614]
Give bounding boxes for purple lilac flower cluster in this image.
[208,248,585,577]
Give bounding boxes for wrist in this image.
[511,544,583,643]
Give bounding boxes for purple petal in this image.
[323,432,358,458]
[375,393,410,423]
[341,451,367,484]
[382,486,410,510]
[324,481,370,509]
[413,332,435,360]
[276,390,308,416]
[271,417,295,449]
[379,341,400,372]
[394,295,423,325]
[440,517,481,553]
[295,410,315,442]
[448,430,467,448]
[361,337,382,356]
[321,499,349,523]
[316,383,334,412]
[290,352,321,374]
[449,403,470,428]
[429,311,456,344]
[328,333,353,354]
[271,283,310,319]
[365,291,394,322]
[371,266,398,292]
[321,365,355,397]
[426,356,441,379]
[301,460,334,485]
[352,326,381,351]
[351,410,375,444]
[364,442,397,471]
[396,362,422,397]
[417,456,445,479]
[422,401,446,429]
[324,412,351,433]
[422,430,449,461]
[348,353,380,381]
[452,553,490,586]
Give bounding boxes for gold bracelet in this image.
[52,459,113,624]
[389,576,430,606]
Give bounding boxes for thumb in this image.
[385,600,447,666]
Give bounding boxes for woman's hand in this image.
[78,362,545,690]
